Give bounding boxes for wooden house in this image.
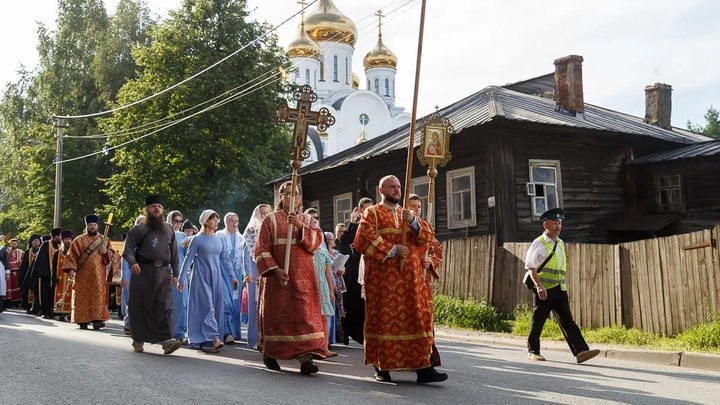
[269,55,714,245]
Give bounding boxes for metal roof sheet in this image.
[629,139,720,164]
[269,85,710,183]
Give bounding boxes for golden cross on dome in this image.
[298,0,307,26]
[375,10,384,37]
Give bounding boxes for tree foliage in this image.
[0,0,153,240]
[687,106,720,139]
[101,0,290,228]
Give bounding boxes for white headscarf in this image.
[199,209,218,233]
[166,210,182,225]
[223,212,238,231]
[244,204,271,234]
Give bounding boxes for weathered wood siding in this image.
[633,157,720,235]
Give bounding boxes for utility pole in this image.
[53,116,67,228]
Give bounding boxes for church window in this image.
[393,79,396,97]
[294,70,300,82]
[314,71,317,88]
[374,78,379,94]
[384,78,390,96]
[358,113,369,126]
[447,167,477,229]
[333,55,338,82]
[367,80,370,89]
[345,58,349,84]
[319,56,325,81]
[305,69,310,85]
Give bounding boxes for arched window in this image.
[314,71,317,88]
[385,78,390,96]
[319,56,325,81]
[333,55,338,82]
[374,78,379,94]
[345,58,349,84]
[393,79,396,97]
[294,70,300,82]
[305,69,310,85]
[367,80,370,89]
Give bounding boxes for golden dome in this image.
[304,0,357,47]
[287,23,320,60]
[363,35,397,70]
[351,72,359,89]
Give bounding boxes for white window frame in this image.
[446,167,476,229]
[333,192,353,226]
[411,176,435,225]
[528,159,563,219]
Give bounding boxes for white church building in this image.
[285,0,410,162]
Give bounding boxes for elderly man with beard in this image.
[63,215,113,330]
[123,195,181,355]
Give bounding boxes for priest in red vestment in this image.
[353,175,448,384]
[254,181,326,375]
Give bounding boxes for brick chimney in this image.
[554,55,584,116]
[644,83,672,130]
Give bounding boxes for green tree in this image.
[0,0,155,240]
[102,0,290,228]
[687,106,720,139]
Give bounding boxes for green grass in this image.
[433,299,720,354]
[433,294,511,332]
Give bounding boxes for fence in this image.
[437,224,720,336]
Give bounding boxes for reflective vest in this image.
[536,235,566,291]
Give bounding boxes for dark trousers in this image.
[37,277,55,317]
[527,286,589,356]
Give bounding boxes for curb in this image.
[434,329,720,373]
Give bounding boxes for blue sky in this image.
[2,0,718,128]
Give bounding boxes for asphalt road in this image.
[2,309,720,404]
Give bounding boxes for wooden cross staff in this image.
[275,85,335,286]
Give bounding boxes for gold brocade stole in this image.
[76,236,106,271]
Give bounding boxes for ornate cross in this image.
[276,85,335,161]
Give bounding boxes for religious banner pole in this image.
[417,106,454,225]
[400,0,428,271]
[275,85,335,286]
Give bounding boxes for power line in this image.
[54,0,319,120]
[57,0,420,162]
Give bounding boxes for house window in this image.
[333,55,338,82]
[446,167,476,229]
[411,176,435,224]
[528,159,562,218]
[655,174,684,213]
[333,192,353,225]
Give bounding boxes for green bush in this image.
[584,325,662,346]
[434,294,510,332]
[675,318,720,351]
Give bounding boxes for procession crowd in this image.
[0,175,449,383]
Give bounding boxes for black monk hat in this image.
[540,208,565,222]
[181,219,194,231]
[145,195,163,207]
[84,214,100,225]
[51,228,62,237]
[61,230,73,239]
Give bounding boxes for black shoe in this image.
[263,357,281,371]
[78,323,89,330]
[374,366,392,382]
[92,321,105,330]
[343,334,350,345]
[416,367,448,384]
[300,360,319,375]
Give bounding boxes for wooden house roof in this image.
[269,81,710,183]
[628,139,720,164]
